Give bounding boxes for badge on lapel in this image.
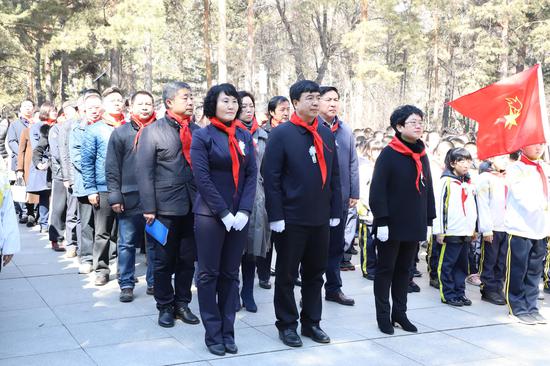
[309,146,317,163]
[239,140,246,155]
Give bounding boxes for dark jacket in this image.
[81,120,114,194]
[369,136,436,241]
[262,121,342,226]
[106,120,143,216]
[46,124,63,181]
[319,116,359,206]
[26,122,51,192]
[190,123,257,218]
[7,117,31,171]
[136,116,198,216]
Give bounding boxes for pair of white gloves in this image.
[221,212,249,232]
[269,218,341,233]
[375,226,432,242]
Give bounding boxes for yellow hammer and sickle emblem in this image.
[495,96,523,129]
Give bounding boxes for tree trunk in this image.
[203,0,213,88]
[44,53,54,102]
[34,47,44,105]
[59,51,69,102]
[245,0,255,91]
[276,0,305,80]
[399,50,408,101]
[110,47,121,86]
[217,0,227,83]
[499,10,509,78]
[431,13,439,124]
[360,0,368,21]
[516,43,526,73]
[144,33,153,92]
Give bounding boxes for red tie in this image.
[289,113,327,188]
[388,136,427,193]
[166,110,193,166]
[520,154,548,200]
[209,117,243,190]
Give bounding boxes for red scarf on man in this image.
[289,112,327,187]
[210,117,243,190]
[166,110,192,166]
[87,115,102,125]
[132,112,157,148]
[45,118,56,126]
[103,113,125,127]
[330,119,339,133]
[520,154,548,200]
[388,136,426,193]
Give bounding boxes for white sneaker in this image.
[530,312,547,324]
[510,313,537,325]
[78,262,93,274]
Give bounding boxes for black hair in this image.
[319,86,340,98]
[80,88,101,97]
[389,105,424,131]
[267,96,289,114]
[38,101,56,121]
[479,160,493,174]
[102,86,123,98]
[130,90,154,104]
[289,80,320,104]
[509,151,520,161]
[444,147,472,171]
[162,81,191,109]
[203,83,241,119]
[237,91,255,107]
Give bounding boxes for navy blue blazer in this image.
[190,124,257,218]
[262,121,343,226]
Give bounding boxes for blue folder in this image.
[145,219,168,246]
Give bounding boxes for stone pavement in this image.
[0,225,549,366]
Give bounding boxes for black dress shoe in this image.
[279,329,303,347]
[407,281,421,293]
[363,273,375,281]
[458,296,472,306]
[301,325,330,343]
[175,304,200,324]
[429,278,440,289]
[481,291,506,305]
[241,296,258,313]
[340,261,356,271]
[325,291,355,306]
[392,314,418,332]
[207,344,226,356]
[225,343,238,354]
[259,280,272,289]
[443,298,463,307]
[158,306,175,328]
[377,318,394,335]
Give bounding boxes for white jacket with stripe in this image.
[477,171,507,235]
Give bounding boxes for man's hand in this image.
[88,194,100,208]
[112,203,124,214]
[37,162,47,170]
[3,254,13,267]
[349,198,358,208]
[15,171,23,180]
[143,213,156,225]
[436,235,445,245]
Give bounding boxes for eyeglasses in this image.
[404,120,424,127]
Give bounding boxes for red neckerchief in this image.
[388,136,426,193]
[87,115,102,125]
[289,112,327,187]
[452,175,470,215]
[236,117,259,147]
[103,113,125,127]
[330,119,339,133]
[166,110,193,166]
[132,112,157,148]
[46,118,56,126]
[520,154,548,200]
[210,117,243,190]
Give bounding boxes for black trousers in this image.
[544,242,550,290]
[195,214,247,346]
[479,231,508,293]
[505,235,545,316]
[373,240,417,320]
[359,221,376,276]
[274,224,329,331]
[151,213,196,309]
[438,236,469,301]
[257,235,276,282]
[427,235,441,281]
[77,196,94,264]
[92,192,116,275]
[49,180,67,242]
[325,210,347,294]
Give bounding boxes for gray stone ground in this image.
[0,225,548,366]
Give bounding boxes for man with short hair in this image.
[81,87,124,286]
[318,86,359,306]
[7,99,35,222]
[263,80,342,347]
[137,81,200,328]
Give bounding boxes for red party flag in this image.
[448,64,546,160]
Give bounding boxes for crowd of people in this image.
[0,79,549,356]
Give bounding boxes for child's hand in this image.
[472,232,478,241]
[483,233,493,243]
[436,235,445,245]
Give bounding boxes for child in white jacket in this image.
[433,148,477,307]
[0,156,20,270]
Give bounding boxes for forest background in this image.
[0,0,549,132]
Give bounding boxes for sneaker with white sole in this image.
[510,313,537,325]
[530,312,547,324]
[78,262,93,274]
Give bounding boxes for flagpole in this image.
[538,64,550,160]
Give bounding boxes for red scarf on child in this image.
[210,117,243,190]
[166,110,193,166]
[289,112,327,187]
[388,136,426,193]
[132,112,157,148]
[520,154,548,200]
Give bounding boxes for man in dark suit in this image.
[136,81,200,328]
[262,80,342,347]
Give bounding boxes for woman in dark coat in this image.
[191,83,257,356]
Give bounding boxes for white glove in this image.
[232,211,249,231]
[376,226,389,242]
[329,218,340,227]
[270,220,285,233]
[221,213,235,232]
